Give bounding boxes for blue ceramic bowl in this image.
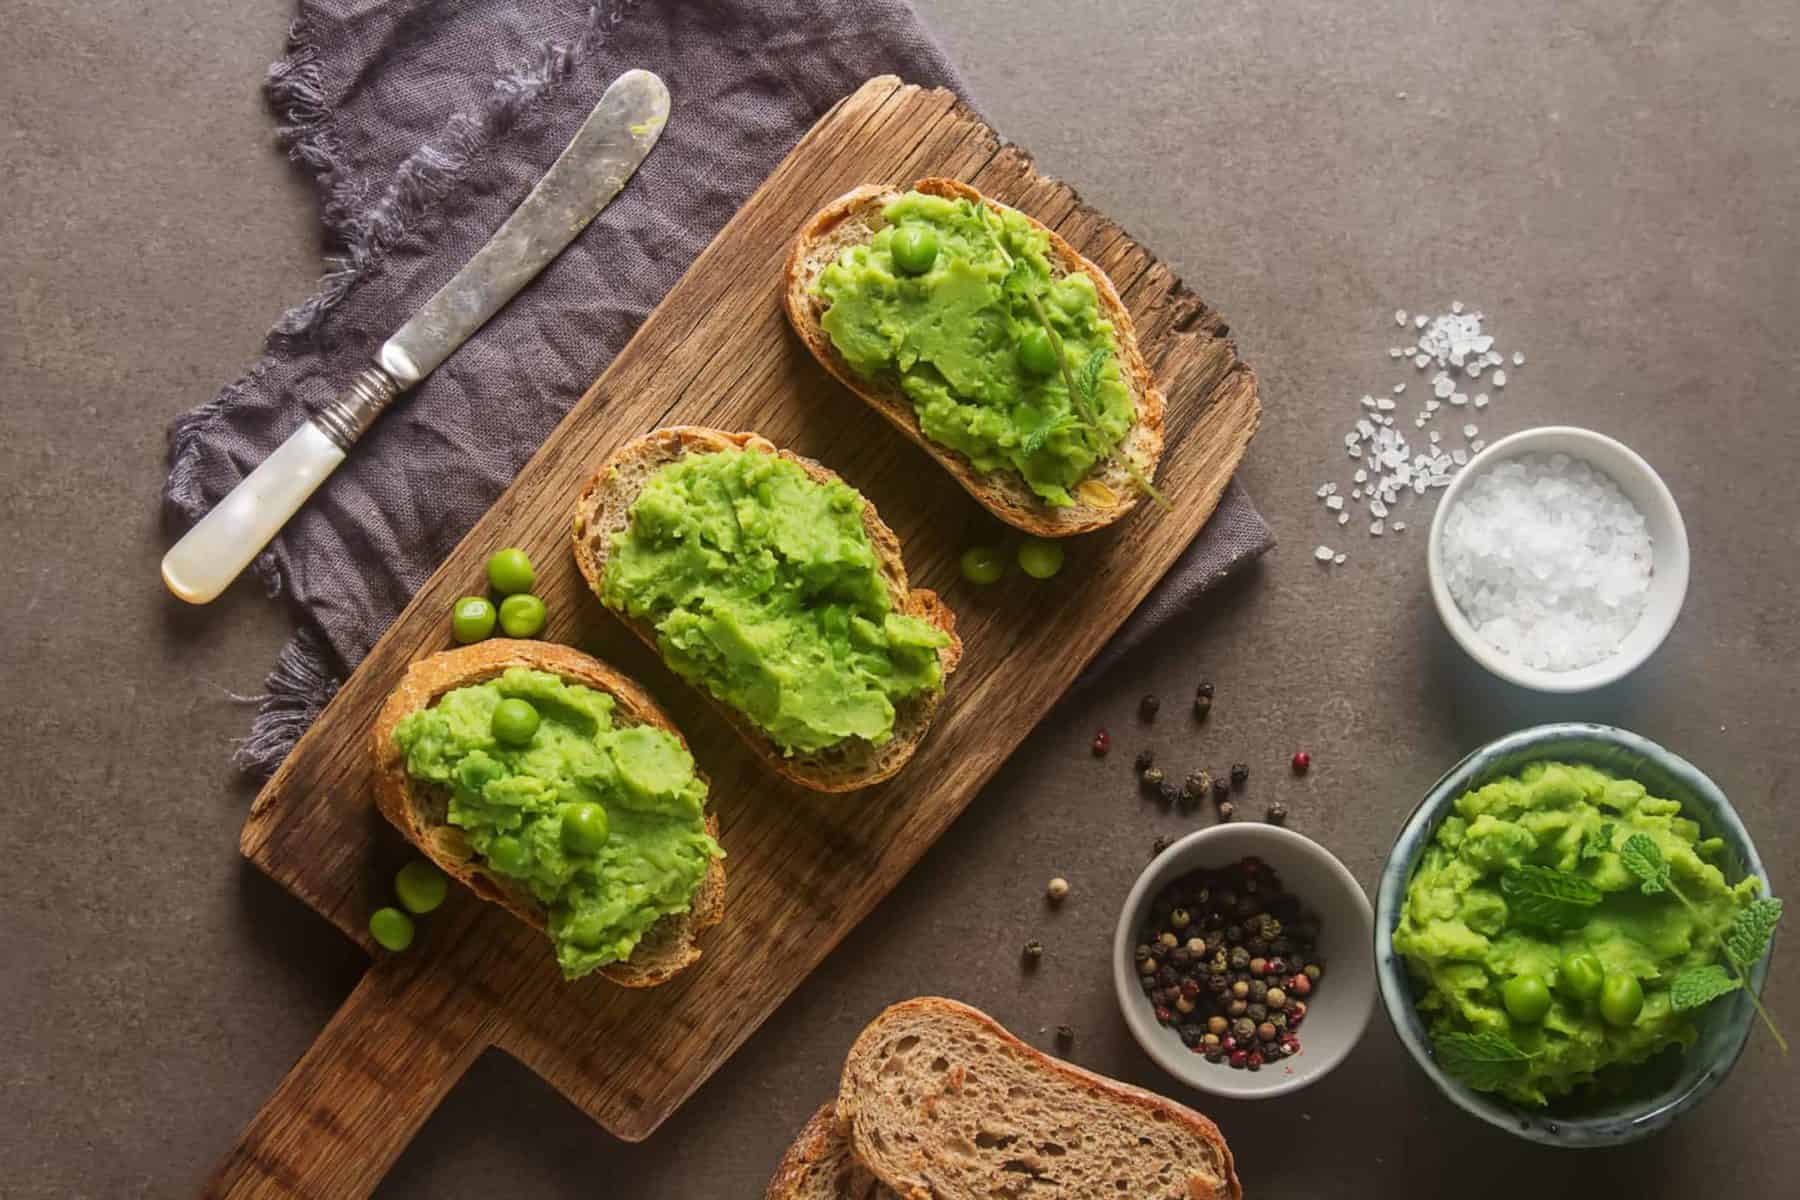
[1375,723,1773,1147]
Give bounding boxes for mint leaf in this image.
[1433,1031,1534,1092]
[1501,865,1604,932]
[1076,346,1110,408]
[1579,821,1617,862]
[1671,964,1742,1012]
[1724,897,1783,969]
[1620,833,1670,895]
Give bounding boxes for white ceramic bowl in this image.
[1112,824,1375,1099]
[1427,425,1690,693]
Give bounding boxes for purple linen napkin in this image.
[163,0,1273,774]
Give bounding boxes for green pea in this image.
[491,697,540,746]
[561,802,610,854]
[395,860,448,916]
[1017,537,1066,580]
[1600,971,1644,1027]
[451,596,496,644]
[498,593,548,638]
[960,545,1006,586]
[1558,950,1605,1001]
[486,835,527,877]
[369,906,415,952]
[1502,974,1552,1023]
[1017,326,1060,377]
[485,547,535,595]
[889,224,939,275]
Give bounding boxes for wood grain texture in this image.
[220,76,1258,1196]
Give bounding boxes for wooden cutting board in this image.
[209,76,1258,1198]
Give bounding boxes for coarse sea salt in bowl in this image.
[1427,426,1689,693]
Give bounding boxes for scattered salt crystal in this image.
[1413,353,1431,369]
[1474,394,1489,408]
[1426,399,1441,412]
[1360,395,1379,409]
[1493,370,1507,387]
[1333,553,1347,565]
[1325,495,1345,511]
[1470,439,1486,452]
[1370,519,1385,536]
[1395,310,1408,326]
[1370,499,1389,518]
[1463,424,1478,438]
[1439,453,1652,670]
[1512,351,1525,366]
[1338,512,1349,525]
[1392,520,1407,531]
[1351,488,1362,500]
[1433,375,1456,399]
[1393,383,1407,394]
[1376,397,1396,412]
[1353,469,1368,484]
[1429,431,1441,444]
[1316,483,1332,497]
[1315,545,1334,562]
[1452,448,1469,465]
[1451,393,1468,407]
[1390,348,1405,358]
[1451,301,1464,314]
[1414,314,1429,328]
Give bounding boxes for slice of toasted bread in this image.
[764,1103,897,1200]
[571,427,962,793]
[370,639,725,988]
[836,998,1242,1200]
[784,177,1166,537]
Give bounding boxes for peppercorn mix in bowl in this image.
[1113,824,1376,1099]
[1376,723,1775,1147]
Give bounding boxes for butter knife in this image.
[162,68,670,604]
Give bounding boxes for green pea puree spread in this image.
[392,668,721,980]
[814,190,1132,507]
[600,447,949,755]
[1394,761,1757,1104]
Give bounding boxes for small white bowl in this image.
[1426,425,1689,693]
[1112,824,1375,1099]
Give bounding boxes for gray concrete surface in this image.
[3,0,1796,1195]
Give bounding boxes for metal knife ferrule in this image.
[312,365,404,451]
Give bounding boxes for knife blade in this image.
[162,68,671,605]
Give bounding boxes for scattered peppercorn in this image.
[1157,781,1179,808]
[1182,770,1212,808]
[1046,876,1070,902]
[1229,763,1249,787]
[1022,939,1044,964]
[1193,681,1214,720]
[1140,765,1166,790]
[1135,749,1155,773]
[1211,776,1230,802]
[1266,802,1289,826]
[1139,694,1161,721]
[1055,1024,1075,1049]
[1092,729,1111,756]
[1217,800,1236,822]
[1152,834,1173,857]
[1291,750,1311,774]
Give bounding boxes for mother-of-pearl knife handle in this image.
[160,367,399,604]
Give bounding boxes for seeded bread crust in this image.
[784,177,1166,537]
[835,998,1241,1200]
[764,1103,897,1200]
[370,639,725,988]
[571,427,962,793]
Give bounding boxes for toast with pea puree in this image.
[572,427,961,793]
[785,178,1166,537]
[372,639,725,987]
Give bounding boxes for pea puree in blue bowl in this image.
[1375,723,1776,1147]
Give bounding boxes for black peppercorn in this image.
[1152,834,1173,857]
[1139,694,1161,721]
[1211,776,1230,802]
[1218,800,1236,821]
[1135,749,1155,772]
[1022,939,1044,964]
[1055,1024,1075,1048]
[1229,763,1249,787]
[1157,781,1179,808]
[1267,802,1289,826]
[1193,681,1214,719]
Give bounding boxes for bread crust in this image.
[835,997,1242,1200]
[570,427,961,793]
[370,639,725,988]
[784,177,1166,537]
[763,1103,894,1200]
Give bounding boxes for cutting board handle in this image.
[204,957,492,1198]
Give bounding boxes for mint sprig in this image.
[1619,833,1786,1052]
[1671,964,1741,1012]
[1433,1031,1535,1092]
[1501,865,1603,932]
[1579,821,1616,862]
